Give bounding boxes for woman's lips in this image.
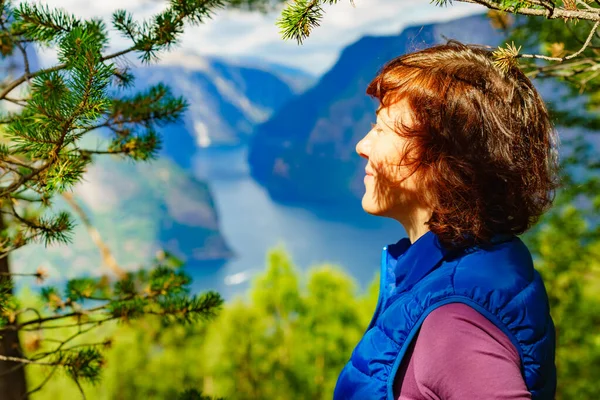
[364,169,374,184]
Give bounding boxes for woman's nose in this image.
[356,134,371,160]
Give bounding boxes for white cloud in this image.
[32,0,164,19]
[174,0,484,74]
[33,0,484,74]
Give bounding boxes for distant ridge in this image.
[128,50,315,172]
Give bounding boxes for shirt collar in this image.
[386,231,516,295]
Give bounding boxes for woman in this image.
[334,41,558,400]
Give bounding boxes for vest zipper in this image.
[366,246,388,331]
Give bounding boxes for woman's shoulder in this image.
[448,236,537,293]
[406,236,549,325]
[420,303,519,357]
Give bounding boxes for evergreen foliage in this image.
[1,0,598,398]
[22,248,379,399]
[0,0,268,397]
[277,0,600,92]
[21,241,600,399]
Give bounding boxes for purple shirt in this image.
[394,303,532,400]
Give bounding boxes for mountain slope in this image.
[131,51,315,169]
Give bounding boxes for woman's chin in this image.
[361,196,386,216]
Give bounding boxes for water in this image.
[185,146,405,299]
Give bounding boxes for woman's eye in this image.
[371,123,382,135]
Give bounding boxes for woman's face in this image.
[355,100,425,219]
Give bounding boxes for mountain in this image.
[218,55,316,94]
[11,135,233,281]
[131,51,316,170]
[247,14,506,204]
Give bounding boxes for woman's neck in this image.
[394,205,432,243]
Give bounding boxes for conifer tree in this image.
[0,0,273,398]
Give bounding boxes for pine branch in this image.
[3,96,27,106]
[0,272,41,279]
[0,0,213,221]
[6,201,73,247]
[43,340,113,354]
[564,18,600,49]
[577,0,596,12]
[0,46,134,102]
[4,274,222,332]
[276,0,327,44]
[0,160,50,197]
[519,20,600,61]
[73,376,87,400]
[77,148,130,157]
[414,3,600,93]
[0,263,223,394]
[29,324,106,362]
[436,0,600,21]
[277,0,600,44]
[11,3,81,43]
[5,306,108,331]
[112,10,140,43]
[0,354,54,366]
[132,0,225,63]
[528,55,598,74]
[531,60,600,79]
[20,319,110,332]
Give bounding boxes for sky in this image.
[33,0,484,76]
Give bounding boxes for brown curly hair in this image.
[366,40,560,250]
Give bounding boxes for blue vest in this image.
[334,231,556,400]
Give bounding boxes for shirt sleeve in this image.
[401,302,532,400]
